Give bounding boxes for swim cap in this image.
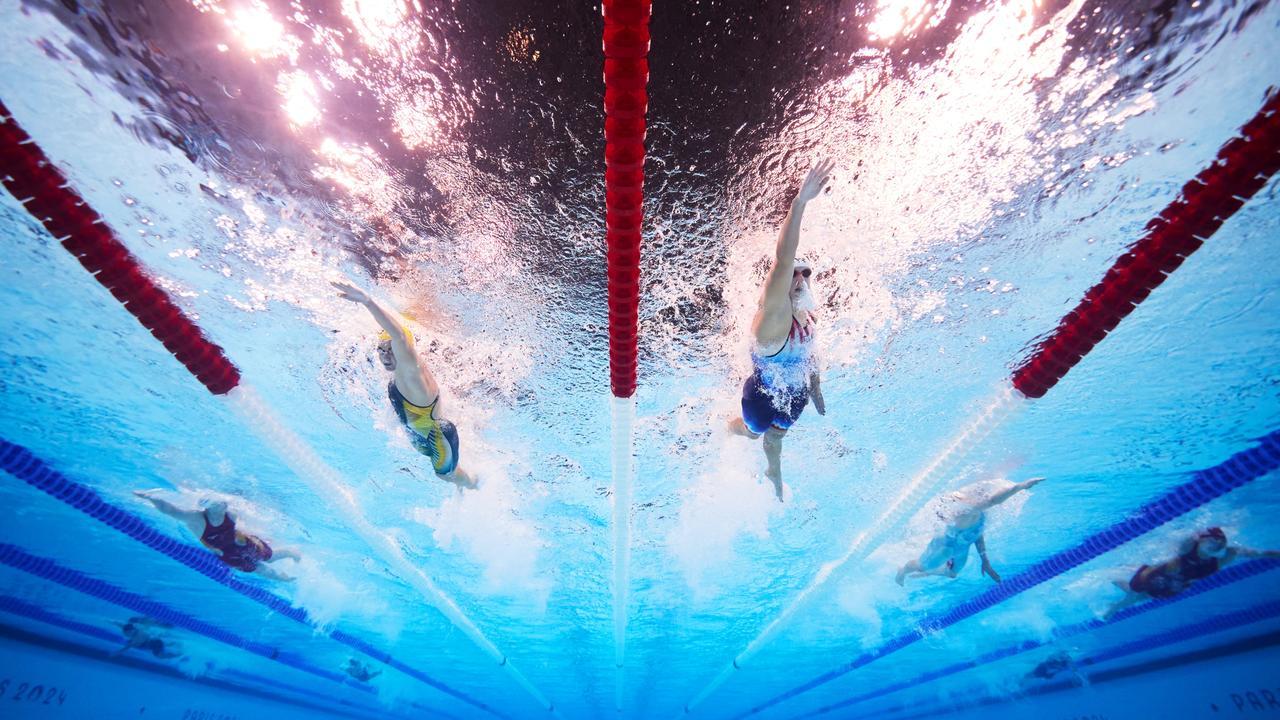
[377,325,415,345]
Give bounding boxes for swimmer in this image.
[1104,527,1280,618]
[727,159,834,501]
[1020,651,1083,690]
[896,476,1046,586]
[115,617,183,660]
[133,491,301,581]
[333,280,476,490]
[344,658,382,683]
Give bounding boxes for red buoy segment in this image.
[0,101,241,395]
[1012,93,1280,398]
[603,0,650,399]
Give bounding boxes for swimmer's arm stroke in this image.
[253,563,295,582]
[133,489,207,538]
[753,159,834,351]
[1228,546,1280,561]
[333,280,440,403]
[332,281,413,352]
[976,535,1001,582]
[809,370,826,415]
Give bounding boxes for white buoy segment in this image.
[225,384,559,716]
[612,394,636,714]
[678,383,1024,716]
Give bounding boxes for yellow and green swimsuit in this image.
[387,381,460,476]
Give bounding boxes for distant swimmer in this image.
[115,617,183,660]
[332,280,475,490]
[1104,527,1280,618]
[344,658,382,683]
[728,159,834,501]
[134,491,301,581]
[896,476,1046,586]
[1020,651,1082,689]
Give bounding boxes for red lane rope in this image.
[0,101,240,395]
[1012,92,1280,398]
[603,0,650,399]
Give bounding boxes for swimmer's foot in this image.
[766,471,784,502]
[449,469,478,491]
[895,566,907,586]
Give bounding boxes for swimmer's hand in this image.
[795,158,835,205]
[810,374,826,416]
[1021,476,1047,490]
[332,280,371,305]
[981,558,1001,583]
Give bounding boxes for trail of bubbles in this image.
[679,384,1021,715]
[225,383,561,717]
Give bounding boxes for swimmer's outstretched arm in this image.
[1226,546,1280,562]
[332,281,412,352]
[134,490,206,538]
[333,280,440,402]
[976,476,1046,512]
[753,160,834,349]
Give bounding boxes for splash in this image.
[409,456,550,606]
[666,398,787,595]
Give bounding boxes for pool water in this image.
[0,0,1278,719]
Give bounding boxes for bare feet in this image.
[766,470,784,502]
[447,469,478,491]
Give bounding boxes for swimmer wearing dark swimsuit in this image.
[1107,527,1280,617]
[201,510,274,573]
[1128,529,1225,598]
[741,318,815,435]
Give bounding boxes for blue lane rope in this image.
[0,542,369,690]
[0,594,420,720]
[886,599,1280,720]
[0,436,505,719]
[741,430,1280,717]
[806,558,1280,719]
[0,594,123,645]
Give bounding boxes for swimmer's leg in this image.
[896,559,924,586]
[728,417,761,439]
[763,427,786,501]
[444,467,478,490]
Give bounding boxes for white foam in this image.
[667,423,785,597]
[408,451,550,607]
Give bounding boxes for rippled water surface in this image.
[1,0,1278,718]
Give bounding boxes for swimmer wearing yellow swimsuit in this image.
[334,281,474,488]
[383,330,460,475]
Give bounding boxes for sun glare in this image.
[278,71,321,127]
